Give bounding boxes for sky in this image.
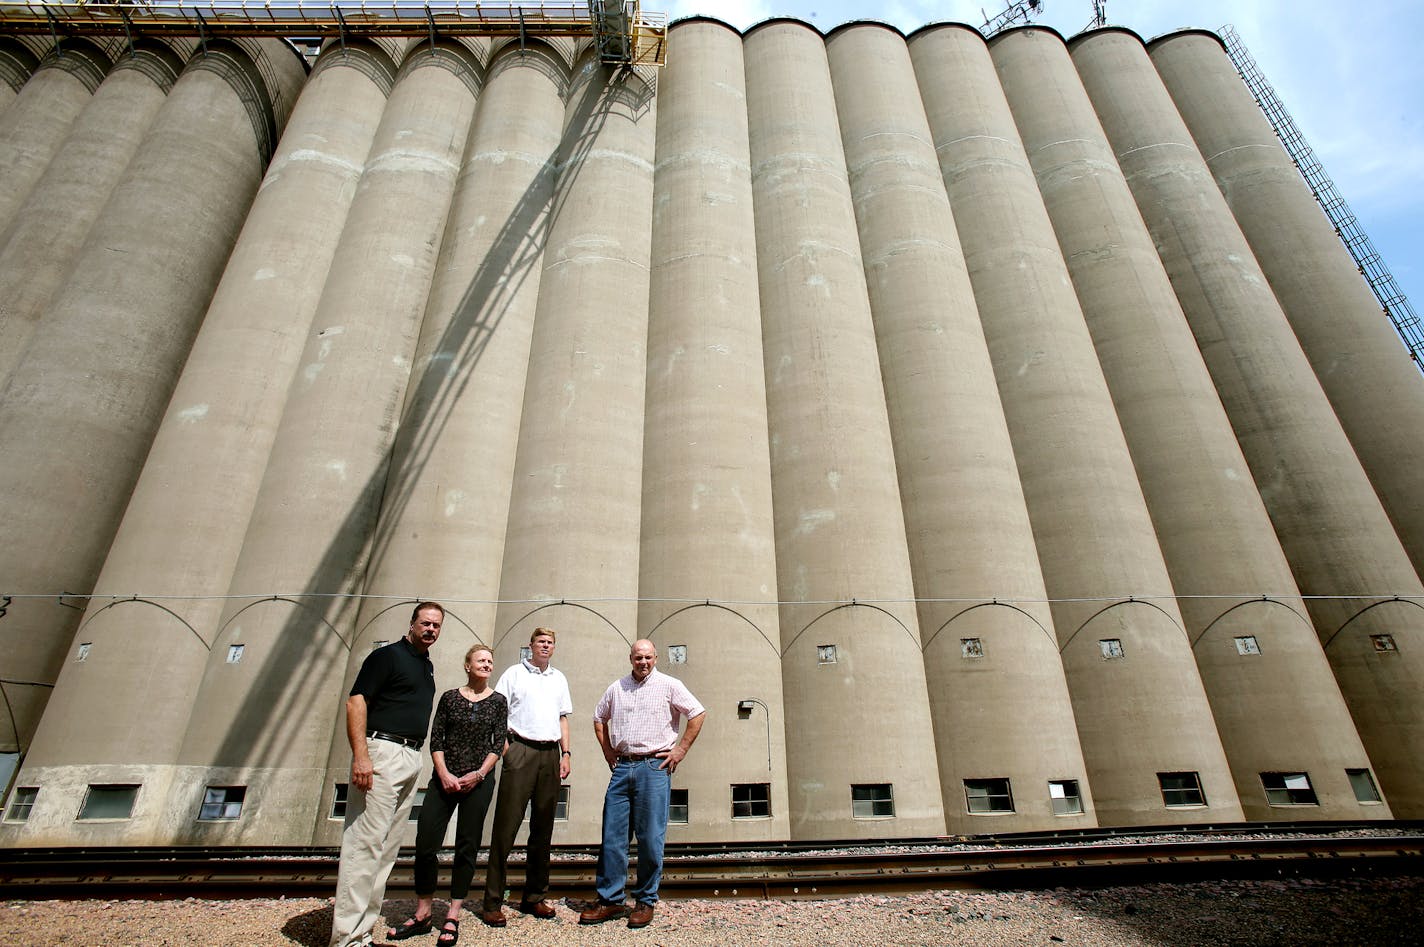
[661,0,1423,337]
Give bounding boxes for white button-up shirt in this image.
[495,659,572,742]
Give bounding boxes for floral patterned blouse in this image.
[428,688,508,777]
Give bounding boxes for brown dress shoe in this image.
[627,902,655,928]
[577,901,630,925]
[478,907,507,928]
[518,900,556,920]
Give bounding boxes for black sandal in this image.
[436,919,460,946]
[388,916,434,940]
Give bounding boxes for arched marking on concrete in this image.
[921,600,1057,654]
[353,599,483,650]
[1057,598,1184,655]
[492,600,630,651]
[643,601,779,655]
[0,676,52,755]
[212,596,346,651]
[780,601,919,657]
[73,597,207,653]
[1322,597,1424,652]
[1188,596,1313,649]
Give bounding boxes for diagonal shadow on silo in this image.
[203,49,655,777]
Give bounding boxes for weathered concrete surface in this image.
[0,42,183,388]
[640,19,789,842]
[746,20,945,840]
[8,42,394,846]
[1153,33,1424,584]
[830,23,1093,835]
[169,41,480,844]
[1076,29,1424,817]
[316,42,568,846]
[0,39,306,765]
[911,23,1240,826]
[488,51,658,842]
[0,40,111,238]
[1003,26,1381,822]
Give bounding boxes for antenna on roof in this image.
[1087,0,1107,29]
[981,0,1042,37]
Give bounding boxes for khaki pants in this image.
[329,738,422,947]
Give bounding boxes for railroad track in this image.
[3,824,1422,900]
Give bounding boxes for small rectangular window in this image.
[961,638,984,658]
[851,783,895,819]
[816,644,838,665]
[555,785,570,821]
[1371,634,1398,653]
[76,642,92,662]
[667,645,687,665]
[964,778,1014,813]
[1234,635,1260,655]
[5,787,38,822]
[78,784,139,820]
[731,783,771,819]
[1158,772,1206,807]
[226,644,245,664]
[1261,772,1318,806]
[520,646,533,662]
[668,788,689,824]
[1346,768,1382,804]
[371,640,389,652]
[408,788,427,822]
[1048,779,1084,816]
[330,783,348,820]
[198,786,246,821]
[1099,638,1124,659]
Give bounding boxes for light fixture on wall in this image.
[736,697,771,772]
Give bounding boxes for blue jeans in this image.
[595,758,671,906]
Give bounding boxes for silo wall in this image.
[1,18,1421,845]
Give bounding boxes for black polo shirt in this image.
[350,637,436,741]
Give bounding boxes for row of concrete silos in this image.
[2,17,1421,847]
[0,32,307,787]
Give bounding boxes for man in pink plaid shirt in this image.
[578,639,705,929]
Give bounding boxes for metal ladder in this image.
[1221,24,1423,373]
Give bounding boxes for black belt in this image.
[368,729,423,750]
[509,731,559,750]
[617,753,660,763]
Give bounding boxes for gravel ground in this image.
[3,874,1423,947]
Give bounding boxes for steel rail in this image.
[3,828,1422,900]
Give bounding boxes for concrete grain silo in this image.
[488,48,658,839]
[1073,28,1424,817]
[0,37,305,778]
[997,25,1384,821]
[0,39,111,235]
[745,19,946,840]
[172,39,483,844]
[639,19,790,840]
[0,37,39,113]
[1151,34,1424,582]
[826,22,1093,834]
[13,40,394,844]
[1,8,1420,848]
[910,22,1240,827]
[0,40,184,386]
[316,37,569,847]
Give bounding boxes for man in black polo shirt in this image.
[330,602,443,947]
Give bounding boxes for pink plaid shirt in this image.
[593,668,705,755]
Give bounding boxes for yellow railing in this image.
[0,0,668,65]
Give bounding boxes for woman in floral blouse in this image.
[388,643,507,946]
